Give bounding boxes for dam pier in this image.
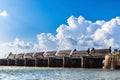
[104,50,120,69]
[0,48,111,68]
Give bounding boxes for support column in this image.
[24,58,27,66]
[104,55,111,69]
[63,57,65,67]
[15,59,17,66]
[81,57,84,68]
[7,59,9,66]
[35,58,37,67]
[81,56,88,68]
[111,56,116,69]
[48,57,50,67]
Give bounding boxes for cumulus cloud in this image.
[0,38,34,58]
[34,33,58,51]
[0,10,8,17]
[1,16,120,58]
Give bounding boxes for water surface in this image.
[0,66,119,80]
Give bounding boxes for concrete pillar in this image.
[111,56,116,69]
[81,57,84,68]
[7,59,9,66]
[63,57,70,67]
[63,57,65,67]
[81,56,88,68]
[15,59,17,66]
[104,55,112,69]
[35,58,37,67]
[24,58,27,66]
[7,59,11,66]
[48,57,50,67]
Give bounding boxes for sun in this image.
[0,10,8,17]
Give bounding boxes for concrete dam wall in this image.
[0,48,110,68]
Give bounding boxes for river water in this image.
[0,67,119,80]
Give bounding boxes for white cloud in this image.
[35,33,58,51]
[1,16,120,58]
[0,38,34,58]
[0,10,8,17]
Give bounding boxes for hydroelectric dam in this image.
[1,47,118,69]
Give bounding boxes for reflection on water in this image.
[0,67,120,80]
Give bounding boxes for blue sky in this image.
[0,0,120,42]
[0,0,120,57]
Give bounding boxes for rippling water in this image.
[0,67,120,80]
